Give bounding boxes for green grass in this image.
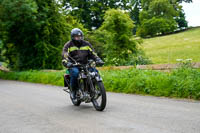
[142,27,200,64]
[0,70,64,86]
[101,68,200,100]
[1,68,200,100]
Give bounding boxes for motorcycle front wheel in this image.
[92,81,107,111]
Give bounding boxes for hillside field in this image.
[142,27,200,64]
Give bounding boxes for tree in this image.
[62,0,143,30]
[63,0,192,32]
[0,0,38,69]
[176,0,192,3]
[0,0,84,70]
[99,9,143,65]
[62,0,117,29]
[176,10,188,29]
[170,0,189,29]
[137,0,178,37]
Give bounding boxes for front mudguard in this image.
[95,75,102,82]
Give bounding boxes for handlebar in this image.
[68,59,103,68]
[72,63,82,67]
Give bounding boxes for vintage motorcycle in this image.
[63,60,107,111]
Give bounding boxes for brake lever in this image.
[88,59,94,63]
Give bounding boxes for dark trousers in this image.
[69,67,98,91]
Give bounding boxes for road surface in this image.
[0,79,200,133]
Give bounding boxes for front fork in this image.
[87,74,102,99]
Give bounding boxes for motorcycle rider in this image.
[62,28,104,100]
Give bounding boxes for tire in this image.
[92,81,107,111]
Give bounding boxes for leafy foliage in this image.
[63,0,142,30]
[84,30,106,59]
[98,9,150,65]
[0,0,194,69]
[137,17,177,37]
[100,9,137,66]
[0,0,84,70]
[0,41,4,62]
[63,0,191,32]
[175,10,188,29]
[137,0,178,37]
[102,68,200,100]
[1,67,200,100]
[175,0,192,3]
[0,0,38,69]
[63,0,115,29]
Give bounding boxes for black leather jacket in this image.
[62,40,100,66]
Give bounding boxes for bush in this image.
[93,9,150,66]
[85,30,107,59]
[137,0,178,37]
[1,67,200,100]
[137,17,177,37]
[101,68,200,100]
[0,0,86,70]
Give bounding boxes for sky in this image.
[181,0,200,27]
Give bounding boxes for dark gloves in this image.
[62,59,73,68]
[66,62,73,68]
[96,58,104,66]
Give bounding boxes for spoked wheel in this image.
[92,81,107,111]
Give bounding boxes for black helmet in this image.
[71,28,84,41]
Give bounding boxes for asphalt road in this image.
[0,79,200,133]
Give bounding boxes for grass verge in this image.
[0,68,200,100]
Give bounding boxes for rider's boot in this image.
[70,87,77,100]
[70,91,76,100]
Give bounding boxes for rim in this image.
[93,83,102,106]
